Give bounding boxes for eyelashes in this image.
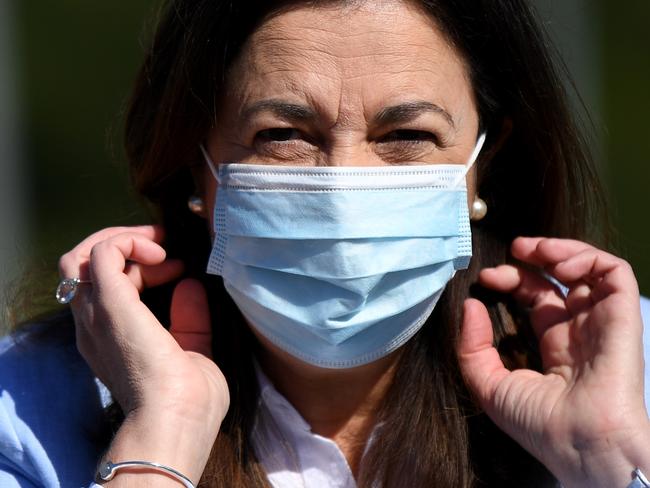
[254,128,441,146]
[252,128,319,161]
[255,128,307,143]
[376,129,440,146]
[252,127,445,163]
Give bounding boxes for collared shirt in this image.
[0,298,649,487]
[252,364,359,488]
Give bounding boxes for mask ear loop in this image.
[451,132,487,188]
[199,144,221,183]
[199,138,487,187]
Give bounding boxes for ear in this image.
[467,118,513,211]
[185,148,212,220]
[189,148,207,197]
[481,117,513,166]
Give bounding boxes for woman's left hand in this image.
[458,237,650,488]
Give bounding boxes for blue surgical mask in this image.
[202,134,485,369]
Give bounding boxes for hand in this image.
[59,226,229,484]
[458,237,650,488]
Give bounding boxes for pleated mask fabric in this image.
[203,135,484,368]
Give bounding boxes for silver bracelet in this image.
[97,460,196,488]
[628,468,650,488]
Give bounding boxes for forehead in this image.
[224,1,474,125]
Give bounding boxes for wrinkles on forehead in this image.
[235,4,457,77]
[219,0,476,139]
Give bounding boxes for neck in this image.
[256,337,400,475]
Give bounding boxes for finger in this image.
[512,238,640,312]
[170,279,213,358]
[555,251,643,345]
[550,249,638,296]
[124,259,185,292]
[479,264,566,308]
[479,265,570,335]
[510,237,594,269]
[536,246,639,316]
[59,225,165,279]
[70,233,171,345]
[563,281,594,317]
[88,233,167,302]
[457,299,510,407]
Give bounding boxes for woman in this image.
[1,0,649,487]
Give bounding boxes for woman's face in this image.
[203,0,480,209]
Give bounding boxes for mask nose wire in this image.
[451,132,487,189]
[199,144,221,183]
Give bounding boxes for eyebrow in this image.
[241,99,317,122]
[240,98,456,129]
[373,101,455,129]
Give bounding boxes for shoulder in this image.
[641,296,650,325]
[0,319,109,487]
[641,296,650,413]
[642,295,650,345]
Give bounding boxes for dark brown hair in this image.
[121,0,603,486]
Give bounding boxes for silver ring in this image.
[55,278,91,304]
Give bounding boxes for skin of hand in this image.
[58,225,229,485]
[54,2,648,483]
[458,236,650,488]
[57,231,650,487]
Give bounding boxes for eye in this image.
[378,129,439,145]
[255,128,304,143]
[252,127,319,161]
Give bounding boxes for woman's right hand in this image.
[58,225,229,485]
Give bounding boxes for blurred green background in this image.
[0,0,648,322]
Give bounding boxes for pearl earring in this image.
[470,196,488,221]
[187,195,206,215]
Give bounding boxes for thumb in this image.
[457,298,510,410]
[170,278,213,358]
